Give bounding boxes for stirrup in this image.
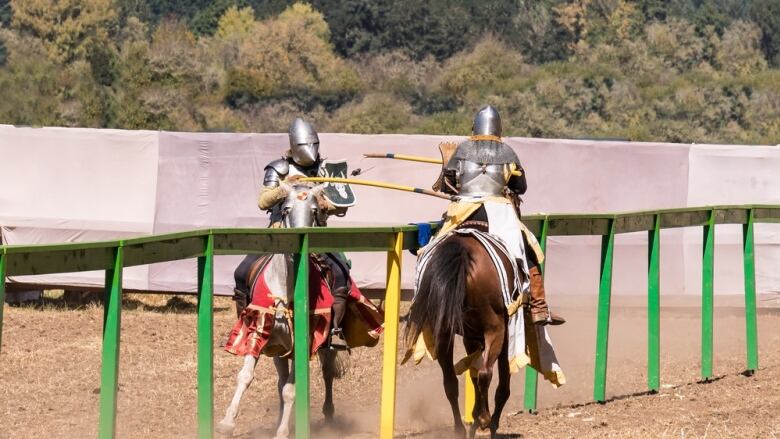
[532,308,565,326]
[327,327,351,352]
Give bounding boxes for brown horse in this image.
[405,231,515,439]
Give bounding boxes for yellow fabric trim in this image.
[507,295,523,317]
[454,349,483,375]
[435,199,546,264]
[437,197,509,237]
[509,352,531,375]
[401,326,436,366]
[469,134,502,142]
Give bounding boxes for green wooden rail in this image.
[1,205,778,437]
[518,204,778,408]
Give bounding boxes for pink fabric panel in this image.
[0,125,158,233]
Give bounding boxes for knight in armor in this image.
[256,117,346,225]
[434,106,565,326]
[233,117,353,347]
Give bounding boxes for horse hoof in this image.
[323,404,335,422]
[215,421,235,437]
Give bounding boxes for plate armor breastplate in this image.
[268,160,322,224]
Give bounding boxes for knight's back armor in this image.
[445,138,525,197]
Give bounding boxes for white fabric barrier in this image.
[1,125,778,296]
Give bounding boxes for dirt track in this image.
[1,293,779,438]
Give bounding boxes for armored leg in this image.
[233,254,260,318]
[329,290,348,350]
[324,253,351,350]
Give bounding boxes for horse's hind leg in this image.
[476,323,505,433]
[437,335,466,438]
[490,326,511,438]
[462,337,483,439]
[217,355,258,436]
[318,349,337,422]
[274,358,295,439]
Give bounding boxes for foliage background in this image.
[1,0,779,144]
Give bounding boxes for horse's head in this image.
[278,182,327,228]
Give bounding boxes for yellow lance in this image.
[363,152,523,177]
[298,176,455,201]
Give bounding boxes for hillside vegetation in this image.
[1,0,779,144]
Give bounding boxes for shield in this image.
[318,159,356,207]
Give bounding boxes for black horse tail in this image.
[404,236,471,350]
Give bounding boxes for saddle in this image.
[242,253,350,304]
[312,253,352,299]
[226,252,383,359]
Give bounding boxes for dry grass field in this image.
[1,292,779,438]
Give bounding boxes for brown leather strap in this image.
[457,220,489,231]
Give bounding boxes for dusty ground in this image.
[1,292,779,438]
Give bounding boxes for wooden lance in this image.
[298,176,455,201]
[363,153,523,177]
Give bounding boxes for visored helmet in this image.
[288,117,320,166]
[471,105,502,137]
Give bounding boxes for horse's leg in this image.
[217,354,259,436]
[476,323,505,432]
[274,356,290,426]
[437,335,466,438]
[318,349,337,422]
[490,326,511,438]
[274,358,295,439]
[462,337,483,439]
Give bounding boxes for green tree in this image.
[113,19,213,130]
[328,93,412,133]
[433,36,527,108]
[224,3,360,110]
[716,20,767,75]
[0,0,11,26]
[0,31,62,125]
[750,0,780,66]
[10,0,118,63]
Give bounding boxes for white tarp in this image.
[1,125,778,295]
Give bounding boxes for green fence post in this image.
[294,234,310,439]
[523,218,548,413]
[701,210,715,381]
[197,234,215,439]
[0,251,6,354]
[743,209,759,373]
[648,214,661,392]
[99,246,124,439]
[593,219,615,402]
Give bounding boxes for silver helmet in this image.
[288,117,320,167]
[472,105,502,137]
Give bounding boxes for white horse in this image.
[217,183,342,439]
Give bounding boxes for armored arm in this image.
[257,159,290,210]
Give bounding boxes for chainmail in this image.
[446,139,520,168]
